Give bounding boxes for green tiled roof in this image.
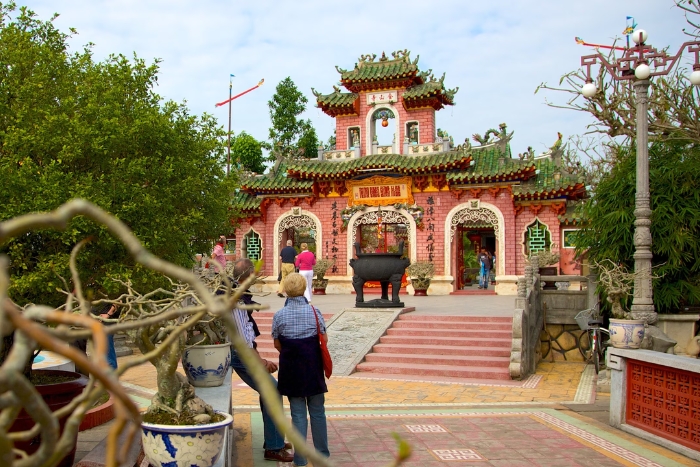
[315,90,357,107]
[446,145,535,184]
[511,158,587,200]
[233,191,261,212]
[312,88,358,116]
[403,80,457,107]
[286,151,472,180]
[339,54,418,84]
[241,165,315,195]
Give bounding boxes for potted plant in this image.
[529,248,560,290]
[181,273,234,388]
[312,258,335,295]
[462,245,480,288]
[595,259,646,349]
[407,261,435,296]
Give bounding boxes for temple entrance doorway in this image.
[456,226,496,289]
[277,214,318,259]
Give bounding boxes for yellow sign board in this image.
[346,176,414,206]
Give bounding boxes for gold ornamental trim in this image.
[346,176,414,207]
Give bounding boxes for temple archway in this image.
[365,103,401,155]
[273,208,322,277]
[346,206,417,267]
[444,201,506,285]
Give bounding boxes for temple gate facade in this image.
[231,51,587,295]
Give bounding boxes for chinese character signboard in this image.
[346,176,414,207]
[366,90,399,105]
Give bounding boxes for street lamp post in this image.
[580,30,700,324]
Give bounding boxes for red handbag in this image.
[312,306,332,378]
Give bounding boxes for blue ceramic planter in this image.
[141,411,233,467]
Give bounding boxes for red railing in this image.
[627,359,700,451]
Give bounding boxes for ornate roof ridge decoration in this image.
[402,73,458,110]
[336,50,421,93]
[284,151,473,181]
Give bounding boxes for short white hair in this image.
[286,240,293,246]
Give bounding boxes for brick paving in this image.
[74,294,699,466]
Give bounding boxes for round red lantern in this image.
[381,119,389,127]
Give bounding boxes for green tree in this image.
[232,131,266,173]
[267,76,318,159]
[574,141,700,313]
[0,3,236,305]
[297,121,320,159]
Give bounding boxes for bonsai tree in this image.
[594,259,644,320]
[528,248,561,268]
[406,261,435,290]
[0,200,341,467]
[312,258,335,289]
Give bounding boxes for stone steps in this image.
[354,314,513,380]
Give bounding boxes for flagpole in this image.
[227,74,234,176]
[215,78,263,175]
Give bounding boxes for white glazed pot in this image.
[182,343,231,387]
[141,411,233,467]
[609,319,646,349]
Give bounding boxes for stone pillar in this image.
[630,80,656,324]
[113,333,133,357]
[442,136,450,152]
[354,146,361,159]
[317,145,324,160]
[403,136,409,155]
[372,136,378,155]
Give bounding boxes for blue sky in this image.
[20,1,693,158]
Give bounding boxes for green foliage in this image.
[232,131,265,173]
[324,131,336,151]
[267,77,317,160]
[575,141,700,313]
[0,3,236,305]
[297,121,320,159]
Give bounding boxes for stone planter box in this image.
[656,313,700,355]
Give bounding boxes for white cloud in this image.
[20,0,692,153]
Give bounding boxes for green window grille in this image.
[244,230,262,261]
[525,220,551,255]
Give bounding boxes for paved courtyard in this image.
[76,293,698,466]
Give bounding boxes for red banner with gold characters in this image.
[346,176,414,207]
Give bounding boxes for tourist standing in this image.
[92,303,120,370]
[278,240,297,298]
[272,273,330,467]
[228,258,293,463]
[210,235,227,271]
[477,247,492,290]
[295,243,316,301]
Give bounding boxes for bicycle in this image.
[575,308,610,374]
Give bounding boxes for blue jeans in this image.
[289,393,329,466]
[230,350,286,451]
[106,334,118,370]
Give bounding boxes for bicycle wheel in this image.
[592,331,600,374]
[582,329,594,364]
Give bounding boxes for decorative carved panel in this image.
[278,214,317,234]
[450,208,500,242]
[351,210,410,247]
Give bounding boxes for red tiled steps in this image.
[354,314,513,380]
[372,343,509,357]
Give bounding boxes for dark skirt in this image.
[277,334,327,398]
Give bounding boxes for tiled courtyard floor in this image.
[87,353,698,467]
